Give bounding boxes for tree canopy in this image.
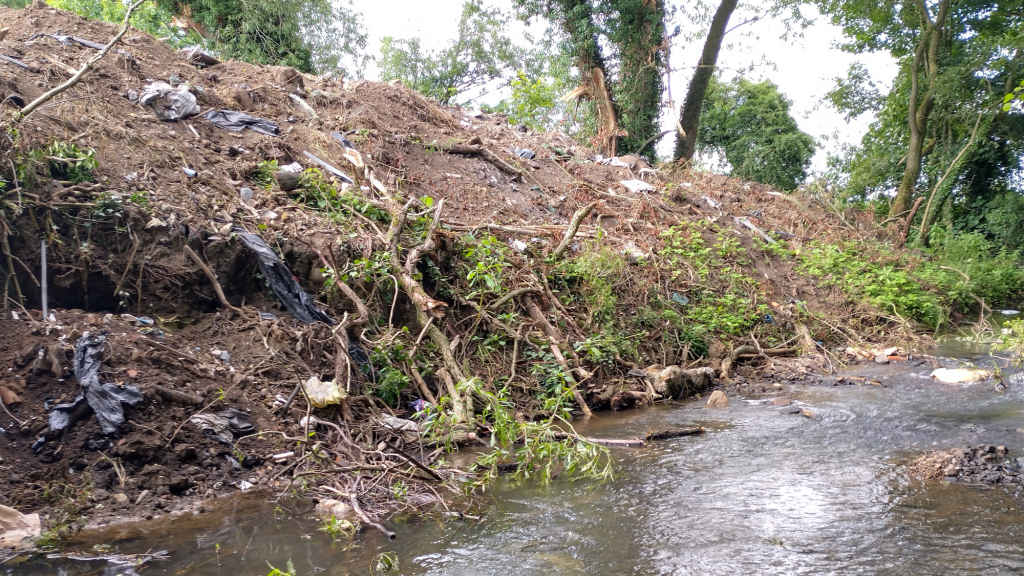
[698,76,815,190]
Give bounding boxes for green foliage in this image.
[488,71,561,132]
[369,344,411,407]
[378,1,518,105]
[45,0,194,47]
[40,140,97,182]
[265,560,296,576]
[657,222,768,336]
[556,245,626,326]
[461,233,508,300]
[318,515,357,543]
[251,160,278,191]
[372,552,400,575]
[698,76,815,190]
[820,0,1024,247]
[799,233,1023,329]
[294,168,388,223]
[799,241,944,326]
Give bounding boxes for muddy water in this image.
[14,345,1024,575]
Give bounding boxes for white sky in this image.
[357,1,899,172]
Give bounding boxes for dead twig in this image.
[16,0,147,119]
[184,244,243,317]
[551,201,599,259]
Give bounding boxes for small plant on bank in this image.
[319,515,358,543]
[251,159,278,190]
[265,560,297,576]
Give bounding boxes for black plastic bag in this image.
[234,228,334,325]
[48,333,142,436]
[203,109,280,136]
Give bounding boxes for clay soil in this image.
[0,4,913,538]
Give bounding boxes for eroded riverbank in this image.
[10,341,1024,576]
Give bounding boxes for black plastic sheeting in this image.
[48,333,143,437]
[202,109,280,136]
[234,228,334,325]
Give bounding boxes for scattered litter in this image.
[139,81,199,121]
[620,240,649,263]
[302,375,345,407]
[234,227,334,325]
[288,93,318,119]
[619,179,655,193]
[410,398,431,413]
[272,451,294,461]
[509,239,528,253]
[303,151,354,184]
[702,195,721,210]
[515,148,536,159]
[734,216,777,244]
[275,161,303,191]
[202,109,280,136]
[332,132,365,169]
[179,45,220,68]
[670,292,690,307]
[28,33,104,50]
[190,408,255,444]
[239,186,254,203]
[378,415,419,437]
[182,167,197,178]
[1001,310,1020,316]
[46,332,143,439]
[259,311,278,321]
[211,349,230,363]
[237,479,254,491]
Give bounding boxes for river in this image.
[12,340,1024,575]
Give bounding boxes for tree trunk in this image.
[891,0,949,218]
[617,0,666,159]
[673,0,739,162]
[558,0,621,157]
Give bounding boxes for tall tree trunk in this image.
[673,0,739,162]
[617,0,666,159]
[558,0,621,156]
[891,0,949,217]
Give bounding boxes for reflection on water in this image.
[12,359,1024,576]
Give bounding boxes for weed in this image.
[43,141,98,183]
[265,560,296,576]
[372,552,400,574]
[996,318,1024,365]
[370,344,411,407]
[319,515,358,543]
[461,233,508,300]
[294,168,389,223]
[251,160,278,190]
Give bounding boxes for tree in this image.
[820,0,1022,221]
[378,1,518,105]
[607,0,667,157]
[155,0,368,76]
[673,0,738,162]
[697,76,815,190]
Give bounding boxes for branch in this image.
[17,0,147,120]
[551,201,599,259]
[184,244,243,316]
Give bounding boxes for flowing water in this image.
[12,342,1024,575]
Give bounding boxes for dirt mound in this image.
[0,4,912,537]
[909,445,1024,491]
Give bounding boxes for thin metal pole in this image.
[40,240,47,321]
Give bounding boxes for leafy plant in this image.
[251,160,278,190]
[265,560,296,576]
[461,233,508,300]
[318,515,357,543]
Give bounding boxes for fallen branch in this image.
[644,427,705,441]
[16,0,147,119]
[427,139,525,178]
[184,244,242,316]
[551,201,599,259]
